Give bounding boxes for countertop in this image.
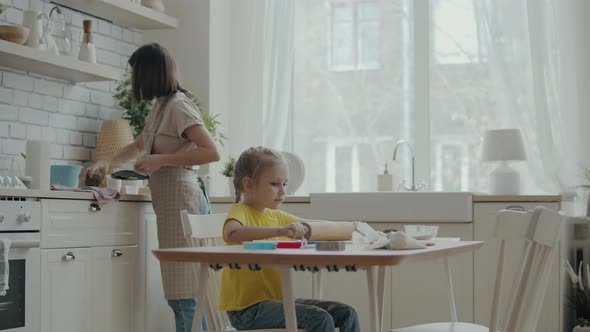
[0,189,561,203]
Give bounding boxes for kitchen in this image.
[0,0,589,332]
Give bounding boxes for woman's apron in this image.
[144,96,208,300]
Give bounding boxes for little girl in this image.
[219,146,360,332]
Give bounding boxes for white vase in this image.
[228,177,234,196]
[573,326,590,332]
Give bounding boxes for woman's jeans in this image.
[227,298,360,332]
[167,299,207,332]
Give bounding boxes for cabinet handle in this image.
[111,249,123,257]
[0,215,3,223]
[505,205,525,212]
[62,252,76,261]
[89,203,101,212]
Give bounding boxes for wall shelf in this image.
[0,40,122,82]
[51,0,179,30]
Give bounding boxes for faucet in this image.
[392,140,417,191]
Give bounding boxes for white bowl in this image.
[404,225,439,240]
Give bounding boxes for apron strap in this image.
[144,94,175,156]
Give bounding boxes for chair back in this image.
[180,211,232,331]
[489,206,565,332]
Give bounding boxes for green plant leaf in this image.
[221,157,235,177]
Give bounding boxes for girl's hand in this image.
[281,222,308,240]
[134,155,165,175]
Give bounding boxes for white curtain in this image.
[474,0,590,194]
[261,0,295,151]
[227,0,294,158]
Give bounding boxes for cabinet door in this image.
[390,223,474,329]
[473,202,560,332]
[91,245,138,332]
[141,205,176,332]
[41,248,92,332]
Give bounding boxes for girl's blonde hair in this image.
[233,146,285,203]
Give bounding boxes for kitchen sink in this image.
[309,192,473,223]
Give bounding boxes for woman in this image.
[84,43,220,332]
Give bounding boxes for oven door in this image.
[0,233,40,332]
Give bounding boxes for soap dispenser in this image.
[377,163,393,191]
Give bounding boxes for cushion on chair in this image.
[391,322,489,332]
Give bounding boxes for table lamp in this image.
[482,129,527,194]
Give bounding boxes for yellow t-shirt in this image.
[218,203,299,311]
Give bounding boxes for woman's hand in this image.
[281,222,309,240]
[134,155,165,176]
[81,159,109,179]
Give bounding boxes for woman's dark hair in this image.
[233,146,285,203]
[128,43,179,101]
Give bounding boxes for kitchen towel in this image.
[352,221,427,250]
[50,185,121,205]
[0,239,11,296]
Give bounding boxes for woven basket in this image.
[95,119,134,172]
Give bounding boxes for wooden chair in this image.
[391,206,565,332]
[179,210,310,332]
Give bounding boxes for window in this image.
[294,0,407,193]
[329,1,381,71]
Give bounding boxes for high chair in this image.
[180,211,316,332]
[391,206,565,332]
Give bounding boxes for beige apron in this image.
[144,95,205,300]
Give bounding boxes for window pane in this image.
[332,22,354,67]
[430,0,498,191]
[295,0,411,193]
[358,21,380,67]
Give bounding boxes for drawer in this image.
[473,201,559,228]
[41,199,138,248]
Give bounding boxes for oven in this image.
[0,198,41,332]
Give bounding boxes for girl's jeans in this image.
[227,298,360,332]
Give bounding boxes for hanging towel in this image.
[0,239,11,296]
[50,185,121,205]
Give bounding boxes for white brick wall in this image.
[0,0,143,166]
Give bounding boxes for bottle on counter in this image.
[78,19,96,63]
[377,163,393,191]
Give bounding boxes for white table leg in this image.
[444,257,458,322]
[192,262,209,332]
[280,267,298,332]
[377,266,385,331]
[367,266,385,332]
[312,270,324,300]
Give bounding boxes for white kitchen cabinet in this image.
[41,248,92,332]
[91,245,139,332]
[40,245,139,332]
[40,199,141,332]
[473,201,560,332]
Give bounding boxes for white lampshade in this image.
[481,129,527,162]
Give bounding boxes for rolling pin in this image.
[302,221,355,241]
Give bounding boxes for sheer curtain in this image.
[261,0,294,151]
[474,0,589,194]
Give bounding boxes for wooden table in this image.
[154,240,483,332]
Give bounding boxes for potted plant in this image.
[221,157,235,195]
[567,261,590,331]
[113,75,227,146]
